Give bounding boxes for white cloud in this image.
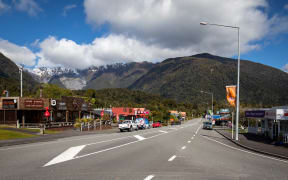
[0,39,36,66]
[0,0,10,14]
[62,4,76,17]
[284,4,288,10]
[13,0,42,16]
[283,64,288,72]
[36,35,190,69]
[84,0,270,58]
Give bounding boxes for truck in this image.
[119,120,138,132]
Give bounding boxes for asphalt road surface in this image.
[0,118,287,180]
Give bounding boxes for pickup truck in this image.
[119,120,138,132]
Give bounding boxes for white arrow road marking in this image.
[168,155,176,161]
[144,175,155,180]
[44,145,86,167]
[159,130,168,133]
[134,135,146,141]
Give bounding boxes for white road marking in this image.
[168,155,177,161]
[195,125,201,134]
[188,141,191,143]
[44,145,86,167]
[144,175,155,180]
[193,134,196,137]
[202,135,288,164]
[169,128,177,130]
[181,146,186,150]
[134,135,146,141]
[191,137,194,140]
[43,120,203,167]
[159,130,168,133]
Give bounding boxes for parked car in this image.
[119,120,138,132]
[152,121,162,128]
[135,118,150,129]
[203,121,213,130]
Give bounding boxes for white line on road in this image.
[188,141,191,143]
[193,134,196,137]
[191,137,194,140]
[144,175,155,180]
[159,130,168,133]
[134,135,146,141]
[44,145,86,167]
[195,125,201,134]
[168,155,176,161]
[181,146,186,150]
[202,135,288,164]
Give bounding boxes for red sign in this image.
[44,107,50,117]
[284,113,288,116]
[101,110,104,117]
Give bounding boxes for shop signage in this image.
[245,110,265,118]
[58,102,67,110]
[81,103,88,111]
[220,109,230,114]
[265,110,276,119]
[24,99,44,108]
[2,99,17,109]
[277,109,288,120]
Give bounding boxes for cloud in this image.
[284,4,288,10]
[0,0,10,14]
[36,35,190,69]
[283,64,288,72]
[0,39,37,66]
[62,4,76,17]
[13,0,42,16]
[84,0,271,58]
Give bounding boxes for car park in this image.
[119,120,138,132]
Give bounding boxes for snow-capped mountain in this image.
[28,62,154,90]
[29,67,78,83]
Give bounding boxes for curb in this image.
[215,129,288,161]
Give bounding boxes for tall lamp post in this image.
[200,91,213,115]
[200,21,240,141]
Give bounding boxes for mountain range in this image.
[1,52,288,106]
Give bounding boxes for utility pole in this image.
[19,65,23,97]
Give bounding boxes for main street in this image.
[0,118,287,180]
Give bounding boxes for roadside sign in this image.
[44,107,50,117]
[51,99,56,106]
[101,110,104,117]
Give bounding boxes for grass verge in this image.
[0,129,36,140]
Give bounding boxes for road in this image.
[0,118,287,180]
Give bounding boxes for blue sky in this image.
[0,0,287,71]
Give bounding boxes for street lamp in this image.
[200,21,240,141]
[200,91,213,115]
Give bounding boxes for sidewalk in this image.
[0,127,119,147]
[215,128,288,160]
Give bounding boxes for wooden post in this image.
[22,112,25,128]
[66,111,68,123]
[79,111,81,120]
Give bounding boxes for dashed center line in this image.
[181,146,186,150]
[187,141,191,143]
[191,137,194,140]
[134,135,146,141]
[144,174,155,180]
[168,155,176,161]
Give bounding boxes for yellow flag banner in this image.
[226,85,236,107]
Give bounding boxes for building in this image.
[0,96,92,127]
[112,107,150,121]
[245,107,288,142]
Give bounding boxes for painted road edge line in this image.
[144,175,155,180]
[44,145,86,167]
[168,155,176,161]
[201,135,288,164]
[134,135,146,141]
[188,141,191,143]
[159,130,168,133]
[181,146,186,150]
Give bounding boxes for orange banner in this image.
[226,85,236,107]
